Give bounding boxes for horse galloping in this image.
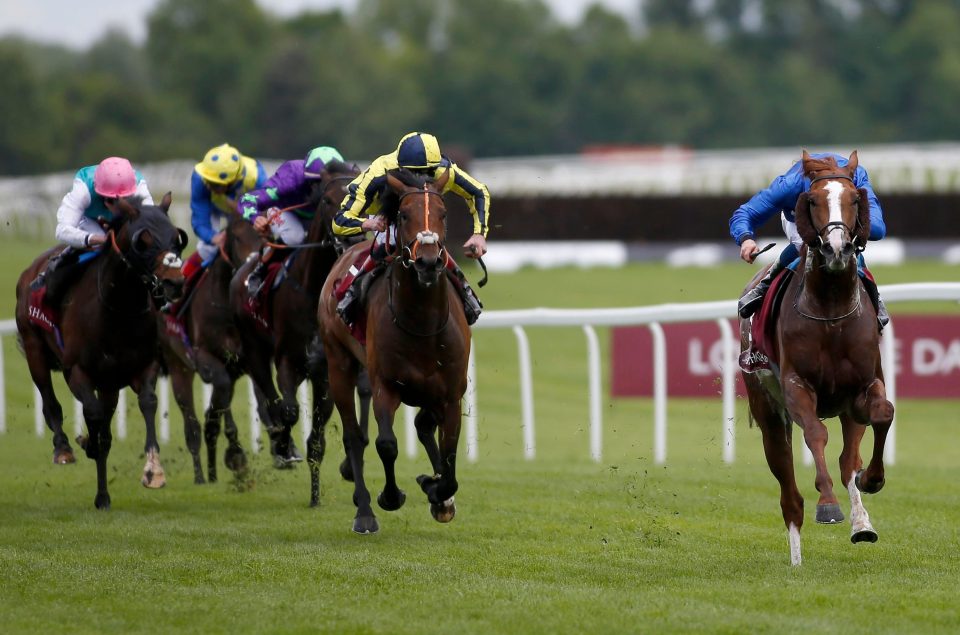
[157,214,265,483]
[318,168,471,534]
[15,194,186,509]
[740,150,894,565]
[232,160,371,506]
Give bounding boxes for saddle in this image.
[332,246,387,346]
[739,265,794,374]
[242,258,289,332]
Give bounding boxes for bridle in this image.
[806,173,864,251]
[396,185,446,268]
[100,228,181,312]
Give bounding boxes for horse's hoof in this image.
[272,455,296,470]
[377,489,406,512]
[339,458,355,482]
[430,497,456,523]
[851,528,879,544]
[141,470,166,489]
[816,503,845,524]
[855,470,886,494]
[75,435,89,450]
[53,450,76,465]
[94,494,111,510]
[352,516,379,535]
[224,447,248,472]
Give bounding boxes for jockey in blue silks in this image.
[729,151,889,328]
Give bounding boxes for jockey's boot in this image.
[862,276,890,332]
[245,246,274,299]
[30,246,74,292]
[337,255,379,325]
[738,260,784,319]
[445,258,483,326]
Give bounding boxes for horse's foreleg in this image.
[783,376,842,524]
[371,385,405,513]
[274,358,305,468]
[169,361,204,484]
[131,367,165,489]
[417,400,461,524]
[22,336,73,463]
[67,368,110,509]
[840,413,878,543]
[857,378,894,495]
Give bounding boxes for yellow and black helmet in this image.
[396,132,442,170]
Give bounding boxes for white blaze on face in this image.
[824,180,847,253]
[163,252,183,269]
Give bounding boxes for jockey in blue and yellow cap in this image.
[184,143,267,279]
[332,132,491,326]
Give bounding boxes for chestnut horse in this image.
[232,160,371,506]
[740,151,894,565]
[318,168,471,534]
[15,194,187,509]
[157,214,265,483]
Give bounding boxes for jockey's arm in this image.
[729,173,800,252]
[444,165,491,258]
[853,167,886,240]
[333,169,382,237]
[189,172,219,244]
[55,179,95,248]
[134,179,155,206]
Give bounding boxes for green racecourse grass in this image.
[1,238,959,634]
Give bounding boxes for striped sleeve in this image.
[445,165,491,237]
[334,168,387,237]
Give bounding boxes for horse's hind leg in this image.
[308,371,335,508]
[275,358,306,468]
[840,413,878,543]
[132,364,166,489]
[340,369,372,482]
[854,378,894,495]
[221,381,248,475]
[168,361,204,484]
[414,407,442,474]
[21,334,73,463]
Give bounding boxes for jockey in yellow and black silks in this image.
[333,132,491,325]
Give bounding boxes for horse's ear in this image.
[847,150,859,174]
[176,228,189,254]
[801,149,811,162]
[433,167,450,191]
[117,197,138,219]
[854,187,871,248]
[160,192,172,214]
[386,172,405,193]
[794,192,819,246]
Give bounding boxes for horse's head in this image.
[225,213,264,267]
[794,150,871,272]
[114,193,187,303]
[309,160,361,246]
[386,168,450,287]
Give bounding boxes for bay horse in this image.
[15,194,187,509]
[157,213,265,483]
[318,168,471,534]
[740,150,894,565]
[232,160,372,506]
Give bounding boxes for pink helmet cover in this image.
[93,157,138,197]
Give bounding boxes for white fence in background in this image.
[2,282,959,465]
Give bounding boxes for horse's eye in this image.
[398,212,408,223]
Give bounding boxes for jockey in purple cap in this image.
[239,146,345,296]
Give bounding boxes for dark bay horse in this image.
[232,160,371,505]
[157,214,265,483]
[740,150,894,565]
[15,194,187,509]
[318,168,471,534]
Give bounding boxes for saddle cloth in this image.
[27,287,64,350]
[333,246,373,346]
[739,266,794,373]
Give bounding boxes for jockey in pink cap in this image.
[31,156,154,301]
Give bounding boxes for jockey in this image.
[333,132,490,326]
[239,146,345,296]
[32,157,153,300]
[184,143,266,280]
[730,151,889,327]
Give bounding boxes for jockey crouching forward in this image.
[32,157,154,304]
[184,143,266,280]
[239,146,345,296]
[333,132,490,326]
[730,150,889,329]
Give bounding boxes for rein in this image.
[107,229,167,303]
[792,254,863,322]
[386,261,450,337]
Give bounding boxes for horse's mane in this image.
[325,159,360,178]
[388,168,434,188]
[380,169,437,224]
[104,195,147,232]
